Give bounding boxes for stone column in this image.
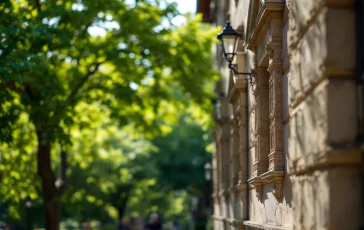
[217,98,231,218]
[216,124,222,204]
[235,77,249,220]
[252,68,270,177]
[267,17,285,172]
[231,112,240,188]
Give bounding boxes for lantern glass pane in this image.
[222,34,239,62]
[222,35,237,54]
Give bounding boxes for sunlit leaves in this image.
[0,0,218,226]
[0,113,39,203]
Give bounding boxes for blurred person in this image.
[118,218,130,230]
[171,220,179,230]
[144,213,162,230]
[82,218,92,230]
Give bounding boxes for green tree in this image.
[0,0,218,228]
[152,111,212,229]
[153,112,212,192]
[62,103,159,222]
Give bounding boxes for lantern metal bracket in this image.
[228,63,255,87]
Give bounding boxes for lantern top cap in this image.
[217,21,241,39]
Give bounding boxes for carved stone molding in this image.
[247,171,285,201]
[260,171,285,200]
[247,1,284,51]
[248,176,264,200]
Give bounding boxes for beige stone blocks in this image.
[289,7,355,109]
[326,9,355,73]
[292,166,361,230]
[292,170,330,230]
[288,80,328,173]
[326,79,357,145]
[288,73,359,175]
[328,166,362,229]
[288,0,326,51]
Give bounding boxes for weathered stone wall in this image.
[288,0,362,229]
[212,0,362,229]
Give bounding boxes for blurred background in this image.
[0,0,219,229]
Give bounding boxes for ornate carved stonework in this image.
[245,0,285,202]
[228,76,248,190]
[248,176,264,200]
[261,171,285,200]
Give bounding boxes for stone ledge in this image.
[225,218,245,227]
[243,221,292,230]
[289,148,361,175]
[248,171,285,201]
[212,215,225,221]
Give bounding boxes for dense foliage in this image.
[0,0,218,229]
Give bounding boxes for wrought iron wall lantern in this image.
[217,21,255,87]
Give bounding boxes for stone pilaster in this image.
[218,99,231,194]
[267,17,285,172]
[252,68,270,177]
[231,114,240,188]
[236,77,249,220]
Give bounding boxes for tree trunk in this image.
[116,195,129,221]
[36,131,60,230]
[117,206,126,222]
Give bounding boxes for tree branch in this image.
[65,61,105,104]
[46,61,105,128]
[33,0,41,12]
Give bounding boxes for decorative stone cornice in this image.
[247,2,285,51]
[247,171,285,201]
[247,176,264,200]
[260,171,285,200]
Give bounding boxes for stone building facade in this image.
[198,0,364,229]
